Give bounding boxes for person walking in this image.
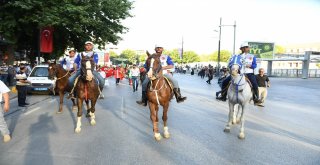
[256,68,271,107]
[0,80,11,142]
[114,66,122,85]
[15,64,30,107]
[130,64,140,92]
[0,62,9,86]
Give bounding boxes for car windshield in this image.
[29,67,48,77]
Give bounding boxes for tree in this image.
[163,49,200,64]
[0,0,133,60]
[109,50,118,62]
[120,49,137,64]
[139,54,147,64]
[211,50,232,62]
[275,45,286,54]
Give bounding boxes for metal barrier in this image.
[271,69,320,78]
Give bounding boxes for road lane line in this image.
[24,107,40,115]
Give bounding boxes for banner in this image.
[40,27,54,53]
[248,42,274,59]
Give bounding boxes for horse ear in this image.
[146,51,151,57]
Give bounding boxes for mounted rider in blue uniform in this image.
[136,44,187,106]
[216,42,262,105]
[68,41,105,99]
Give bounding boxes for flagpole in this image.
[38,28,41,65]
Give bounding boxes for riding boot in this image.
[252,88,262,105]
[173,88,187,103]
[216,88,227,101]
[136,91,147,106]
[67,86,76,99]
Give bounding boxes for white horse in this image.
[223,64,252,139]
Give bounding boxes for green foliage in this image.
[211,50,232,62]
[139,54,147,64]
[0,0,133,59]
[163,49,200,64]
[275,45,286,54]
[199,54,211,62]
[120,49,137,64]
[109,50,118,61]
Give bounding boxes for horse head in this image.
[48,63,58,80]
[146,51,162,80]
[80,54,95,81]
[230,64,240,77]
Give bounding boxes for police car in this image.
[27,65,54,94]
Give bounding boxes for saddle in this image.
[147,76,173,92]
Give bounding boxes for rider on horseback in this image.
[216,42,262,105]
[136,44,187,106]
[68,41,105,99]
[60,49,76,72]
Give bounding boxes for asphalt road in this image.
[0,74,319,165]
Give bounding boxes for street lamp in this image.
[215,17,236,77]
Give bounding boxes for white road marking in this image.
[24,107,40,115]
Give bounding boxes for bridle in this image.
[148,55,162,80]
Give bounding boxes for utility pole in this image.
[216,17,222,77]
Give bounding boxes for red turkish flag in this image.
[104,52,110,62]
[40,27,54,53]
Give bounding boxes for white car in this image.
[27,65,54,94]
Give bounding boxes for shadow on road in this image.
[24,113,57,165]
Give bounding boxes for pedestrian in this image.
[256,68,271,107]
[206,66,214,84]
[0,80,11,142]
[0,62,9,86]
[114,66,122,85]
[7,65,16,86]
[15,64,30,107]
[130,64,140,92]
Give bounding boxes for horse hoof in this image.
[154,133,162,141]
[224,128,230,133]
[164,132,170,139]
[75,128,81,133]
[236,120,241,124]
[238,133,245,139]
[90,120,96,126]
[232,121,236,125]
[56,111,62,114]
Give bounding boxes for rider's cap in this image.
[85,41,94,45]
[155,44,163,48]
[240,42,250,48]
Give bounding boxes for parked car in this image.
[27,65,54,94]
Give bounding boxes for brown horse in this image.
[48,64,76,113]
[74,55,100,133]
[146,52,174,141]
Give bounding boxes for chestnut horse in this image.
[48,64,76,113]
[74,55,100,133]
[146,52,173,141]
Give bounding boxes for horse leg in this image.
[232,104,237,124]
[162,102,170,139]
[149,102,162,141]
[71,98,77,111]
[238,104,246,139]
[89,99,97,126]
[85,100,91,117]
[224,102,234,133]
[236,105,242,124]
[57,90,64,113]
[75,98,83,133]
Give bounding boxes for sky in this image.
[115,0,320,54]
